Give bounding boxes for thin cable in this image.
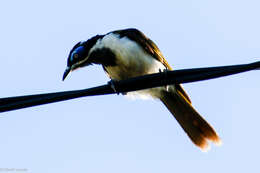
[0,61,259,113]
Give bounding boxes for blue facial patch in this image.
[75,46,85,54]
[70,46,85,61]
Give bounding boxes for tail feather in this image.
[160,90,221,151]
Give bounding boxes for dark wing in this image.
[112,28,191,103]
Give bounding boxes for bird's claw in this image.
[108,79,119,95]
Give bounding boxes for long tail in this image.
[160,89,221,151]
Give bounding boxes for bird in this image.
[62,28,221,151]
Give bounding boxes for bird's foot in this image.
[108,79,120,95]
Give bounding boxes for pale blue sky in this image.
[1,0,260,172]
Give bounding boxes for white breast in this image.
[90,33,169,99]
[91,33,166,78]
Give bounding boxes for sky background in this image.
[1,0,260,172]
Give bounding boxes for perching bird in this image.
[63,28,221,151]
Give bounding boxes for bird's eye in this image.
[73,53,79,59]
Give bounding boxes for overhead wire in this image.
[0,61,259,113]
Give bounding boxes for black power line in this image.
[0,61,259,113]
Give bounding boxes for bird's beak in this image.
[62,67,71,81]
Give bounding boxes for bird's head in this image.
[62,35,102,81]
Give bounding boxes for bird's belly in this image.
[104,54,169,99]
